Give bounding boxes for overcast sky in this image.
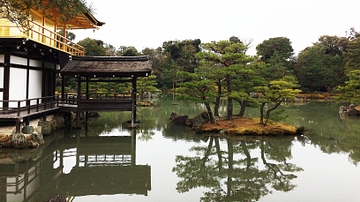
[73,0,360,55]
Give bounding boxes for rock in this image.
[21,125,34,134]
[30,131,44,148]
[0,134,12,147]
[339,104,360,116]
[52,116,65,128]
[38,120,52,135]
[189,111,210,132]
[169,112,189,125]
[12,132,28,149]
[48,194,66,202]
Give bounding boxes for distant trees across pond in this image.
[59,27,360,116]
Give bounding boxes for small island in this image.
[201,117,301,136]
[170,112,304,136]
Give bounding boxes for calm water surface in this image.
[1,95,360,202]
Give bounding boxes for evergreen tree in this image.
[337,70,360,105]
[176,66,217,123]
[196,40,249,120]
[256,76,301,125]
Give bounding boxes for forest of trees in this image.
[75,28,359,92]
[64,27,360,124]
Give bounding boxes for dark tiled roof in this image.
[61,56,152,77]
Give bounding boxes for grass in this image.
[201,116,301,136]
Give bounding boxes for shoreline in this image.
[200,117,303,136]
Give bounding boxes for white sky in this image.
[73,0,360,56]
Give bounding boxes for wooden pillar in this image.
[131,76,137,127]
[41,59,45,98]
[26,52,30,100]
[131,129,136,167]
[86,76,89,99]
[62,25,67,51]
[76,76,81,127]
[61,74,65,102]
[85,76,89,124]
[3,51,10,109]
[15,118,21,133]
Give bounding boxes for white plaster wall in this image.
[0,92,3,108]
[0,64,2,108]
[10,55,27,65]
[0,66,3,88]
[0,54,4,90]
[9,68,27,107]
[29,69,42,105]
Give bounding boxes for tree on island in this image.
[255,37,301,125]
[174,37,301,128]
[256,76,301,125]
[195,39,252,120]
[176,64,218,124]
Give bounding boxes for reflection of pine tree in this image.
[260,140,303,192]
[173,136,303,201]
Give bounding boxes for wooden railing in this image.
[0,19,85,56]
[0,95,59,116]
[58,93,132,104]
[58,93,133,112]
[79,93,132,100]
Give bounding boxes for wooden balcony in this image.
[0,19,85,56]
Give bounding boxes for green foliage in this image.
[176,68,217,104]
[116,46,140,56]
[176,65,218,123]
[141,47,167,89]
[163,39,201,73]
[137,75,158,101]
[4,0,93,32]
[196,40,250,119]
[77,37,107,56]
[257,76,301,125]
[256,37,294,62]
[344,37,360,72]
[337,70,360,104]
[295,35,347,92]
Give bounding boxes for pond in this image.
[1,95,360,202]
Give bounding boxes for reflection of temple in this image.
[0,129,151,202]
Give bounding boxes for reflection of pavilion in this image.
[0,129,151,202]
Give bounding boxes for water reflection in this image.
[283,102,360,165]
[1,98,360,201]
[173,136,303,201]
[0,128,150,202]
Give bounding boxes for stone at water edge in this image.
[169,112,189,125]
[11,132,28,149]
[38,120,52,135]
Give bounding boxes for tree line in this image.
[70,27,360,124]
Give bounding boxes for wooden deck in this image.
[0,94,135,132]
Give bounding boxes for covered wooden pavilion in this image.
[60,55,152,127]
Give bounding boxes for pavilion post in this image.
[131,76,137,127]
[76,75,81,127]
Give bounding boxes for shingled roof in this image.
[61,56,152,77]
